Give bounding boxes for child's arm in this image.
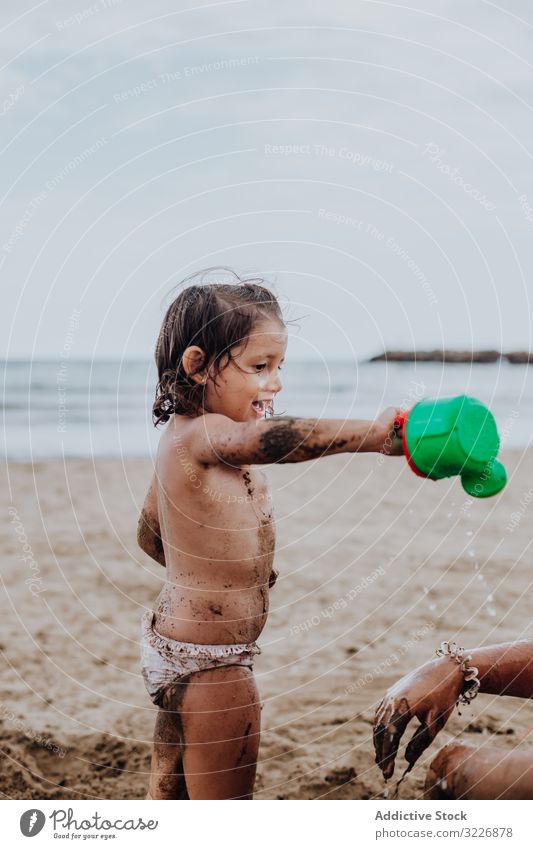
[136,474,166,567]
[469,640,533,699]
[187,407,403,466]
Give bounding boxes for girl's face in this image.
[202,319,287,423]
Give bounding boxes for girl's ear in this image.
[182,346,208,383]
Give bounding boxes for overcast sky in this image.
[1,0,533,362]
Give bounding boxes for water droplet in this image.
[423,586,429,594]
[487,606,496,617]
[429,602,436,611]
[447,512,453,519]
[487,594,493,602]
[468,549,475,557]
[477,574,484,581]
[466,530,473,537]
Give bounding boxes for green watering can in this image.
[394,395,507,498]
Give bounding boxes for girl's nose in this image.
[269,373,282,393]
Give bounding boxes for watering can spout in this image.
[461,459,507,498]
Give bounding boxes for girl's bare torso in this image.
[152,416,276,645]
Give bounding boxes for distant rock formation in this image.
[368,350,533,364]
[505,351,533,364]
[368,350,501,363]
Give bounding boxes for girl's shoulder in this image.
[160,411,238,469]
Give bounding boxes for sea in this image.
[1,359,532,460]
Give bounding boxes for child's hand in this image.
[373,407,404,456]
[373,657,464,779]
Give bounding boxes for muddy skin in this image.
[149,682,190,800]
[242,470,254,498]
[268,567,279,589]
[137,508,165,565]
[375,693,451,781]
[159,679,189,715]
[404,704,449,770]
[405,723,434,770]
[154,583,173,629]
[209,604,223,616]
[235,722,253,766]
[255,514,276,614]
[241,470,272,521]
[258,417,351,463]
[259,418,319,463]
[374,697,411,776]
[258,516,275,559]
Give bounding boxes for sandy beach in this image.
[1,449,532,800]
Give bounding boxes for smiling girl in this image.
[137,272,403,799]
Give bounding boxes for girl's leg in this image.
[424,741,533,800]
[147,689,189,799]
[178,665,261,800]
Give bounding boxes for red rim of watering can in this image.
[394,408,435,480]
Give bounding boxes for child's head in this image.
[153,272,287,426]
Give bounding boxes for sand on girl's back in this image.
[1,450,531,799]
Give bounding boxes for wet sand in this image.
[1,450,531,799]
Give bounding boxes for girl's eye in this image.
[254,363,283,371]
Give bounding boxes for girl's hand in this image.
[373,407,404,455]
[373,657,464,779]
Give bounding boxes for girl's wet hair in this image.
[152,269,285,426]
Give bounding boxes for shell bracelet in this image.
[435,640,481,705]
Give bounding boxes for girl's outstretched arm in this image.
[186,407,403,466]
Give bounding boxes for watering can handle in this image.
[394,410,409,431]
[393,408,427,479]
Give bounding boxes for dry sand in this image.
[1,449,532,800]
